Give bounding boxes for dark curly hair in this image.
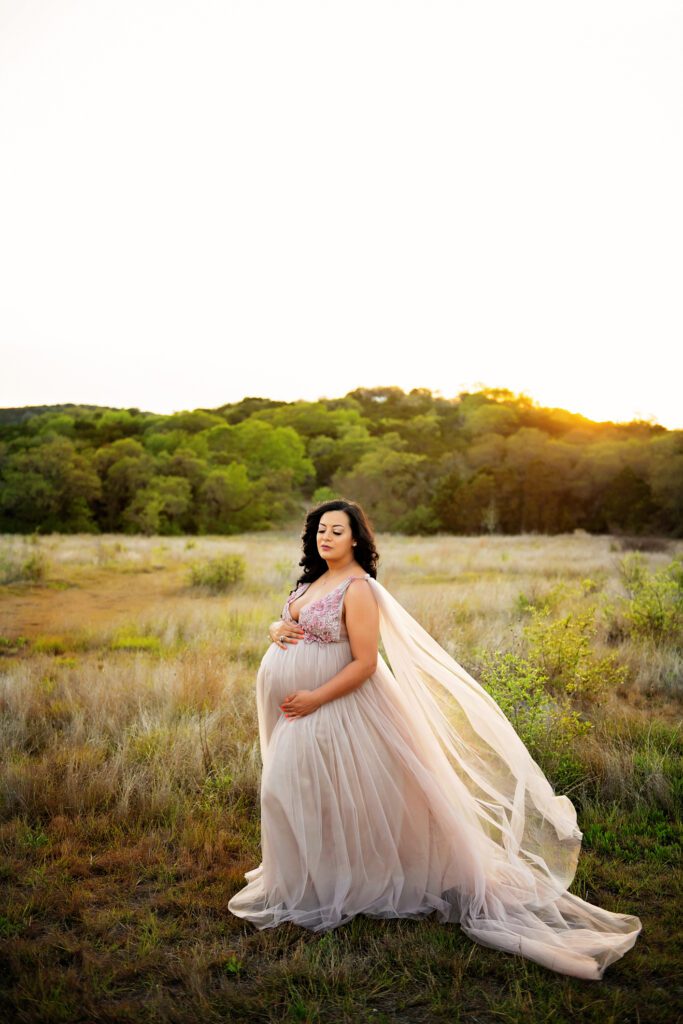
[292,499,380,592]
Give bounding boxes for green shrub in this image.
[187,553,246,593]
[522,605,628,702]
[547,751,590,797]
[513,581,568,618]
[0,546,48,584]
[200,767,237,810]
[617,552,683,646]
[222,954,244,976]
[110,633,162,653]
[476,649,593,753]
[394,504,441,535]
[477,648,595,798]
[0,635,29,653]
[54,656,78,668]
[33,635,67,655]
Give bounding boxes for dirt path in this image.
[0,567,188,637]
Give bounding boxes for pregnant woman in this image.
[228,499,642,980]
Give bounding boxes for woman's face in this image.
[316,511,355,563]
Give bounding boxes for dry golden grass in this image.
[0,530,681,1023]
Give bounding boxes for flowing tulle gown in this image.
[228,574,642,980]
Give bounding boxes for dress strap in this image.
[341,573,372,589]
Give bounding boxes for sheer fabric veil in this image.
[362,576,642,981]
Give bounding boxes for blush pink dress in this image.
[227,573,642,980]
[228,574,462,931]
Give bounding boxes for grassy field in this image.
[0,530,681,1024]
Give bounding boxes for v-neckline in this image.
[287,574,365,623]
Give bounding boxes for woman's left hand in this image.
[280,689,321,719]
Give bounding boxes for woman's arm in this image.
[309,580,379,708]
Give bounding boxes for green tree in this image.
[603,466,657,533]
[197,464,257,534]
[0,436,101,532]
[307,424,374,486]
[93,409,144,444]
[93,438,156,531]
[649,432,683,535]
[202,419,314,485]
[122,475,193,535]
[332,433,438,531]
[28,413,77,438]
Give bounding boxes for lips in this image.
[321,545,332,550]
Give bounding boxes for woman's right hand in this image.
[269,619,306,650]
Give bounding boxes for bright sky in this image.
[1,0,681,428]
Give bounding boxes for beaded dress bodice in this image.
[281,574,371,644]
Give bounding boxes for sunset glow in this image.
[0,0,680,429]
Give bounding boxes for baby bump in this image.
[258,637,354,706]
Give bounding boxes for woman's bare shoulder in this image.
[345,575,378,605]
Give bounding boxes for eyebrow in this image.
[318,524,344,528]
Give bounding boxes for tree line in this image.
[0,386,680,536]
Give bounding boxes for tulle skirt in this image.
[228,637,642,980]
